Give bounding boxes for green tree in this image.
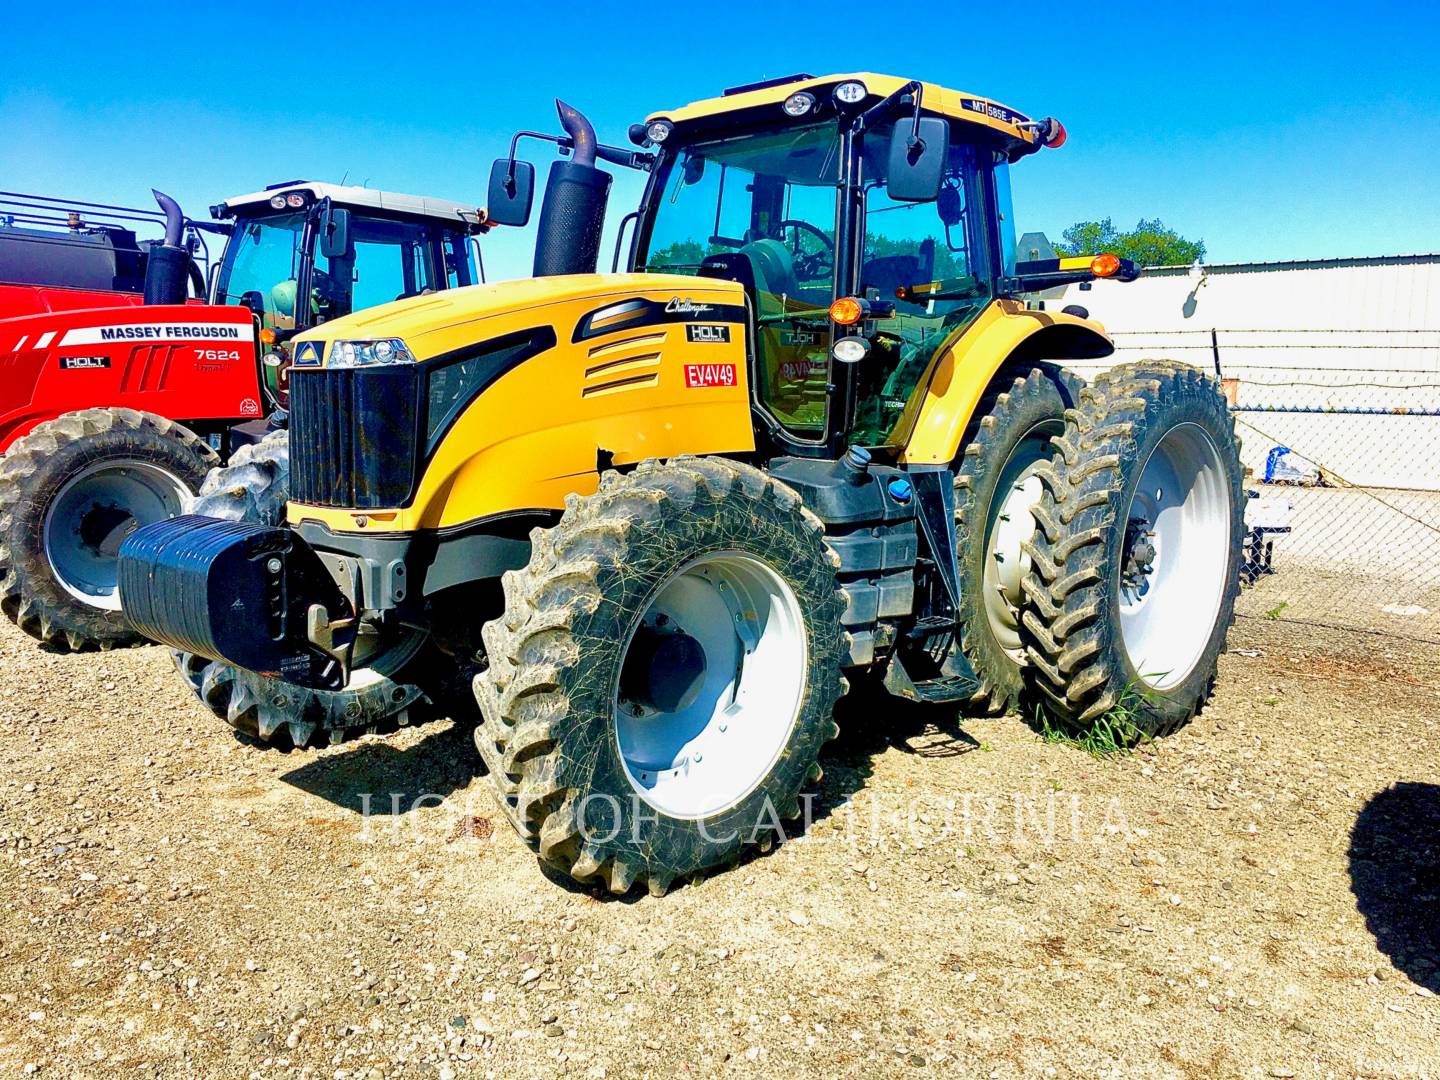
[1054,217,1206,267]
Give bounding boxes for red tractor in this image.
[0,183,487,650]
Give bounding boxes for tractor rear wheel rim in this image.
[983,420,1059,658]
[1118,422,1231,690]
[613,551,806,820]
[42,459,189,611]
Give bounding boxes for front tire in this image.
[1020,362,1244,739]
[0,408,217,651]
[474,457,847,895]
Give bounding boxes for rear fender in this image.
[900,300,1113,466]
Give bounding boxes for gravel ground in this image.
[1,614,1437,1079]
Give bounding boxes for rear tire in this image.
[0,408,216,651]
[173,431,460,750]
[953,367,1081,714]
[1019,361,1244,739]
[474,457,847,895]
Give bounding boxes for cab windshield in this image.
[215,209,477,334]
[640,121,994,446]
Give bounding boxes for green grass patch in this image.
[1031,678,1159,758]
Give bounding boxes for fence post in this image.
[1210,328,1222,378]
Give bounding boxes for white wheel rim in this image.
[613,551,807,820]
[981,422,1059,658]
[42,459,190,611]
[1118,423,1231,690]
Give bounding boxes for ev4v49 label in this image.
[684,363,737,389]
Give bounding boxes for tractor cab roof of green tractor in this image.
[211,182,485,233]
[643,72,1053,158]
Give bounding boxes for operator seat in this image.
[739,238,801,303]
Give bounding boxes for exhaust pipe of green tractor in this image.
[142,189,191,305]
[532,100,612,278]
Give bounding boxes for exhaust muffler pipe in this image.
[143,188,191,305]
[533,99,612,278]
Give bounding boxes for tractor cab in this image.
[210,182,485,402]
[625,74,1127,457]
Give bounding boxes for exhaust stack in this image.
[532,100,612,278]
[142,189,191,305]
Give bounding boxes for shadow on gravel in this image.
[831,677,983,761]
[279,721,481,816]
[1348,782,1440,992]
[542,684,983,902]
[274,685,984,901]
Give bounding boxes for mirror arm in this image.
[855,80,923,135]
[504,130,573,190]
[503,132,651,189]
[595,145,655,172]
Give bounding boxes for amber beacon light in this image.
[1090,253,1122,278]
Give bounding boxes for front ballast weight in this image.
[118,515,356,689]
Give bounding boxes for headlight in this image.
[646,119,673,143]
[328,338,415,368]
[833,80,867,105]
[783,91,816,117]
[831,336,871,364]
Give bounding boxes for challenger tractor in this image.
[119,74,1245,895]
[0,182,486,650]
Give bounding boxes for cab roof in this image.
[646,72,1041,150]
[213,181,483,232]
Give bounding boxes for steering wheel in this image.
[776,219,834,281]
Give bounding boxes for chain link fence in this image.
[1082,329,1440,644]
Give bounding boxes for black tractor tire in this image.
[953,366,1082,714]
[0,408,217,651]
[173,431,462,750]
[1019,361,1245,740]
[474,456,848,896]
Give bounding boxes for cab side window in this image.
[851,141,992,447]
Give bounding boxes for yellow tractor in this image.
[118,74,1244,894]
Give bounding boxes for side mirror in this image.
[239,289,267,321]
[683,155,706,185]
[487,158,536,227]
[319,205,352,260]
[886,117,950,203]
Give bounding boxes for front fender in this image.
[900,300,1113,466]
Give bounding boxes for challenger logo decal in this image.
[665,297,714,315]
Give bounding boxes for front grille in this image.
[289,366,421,509]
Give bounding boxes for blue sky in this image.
[3,1,1438,280]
